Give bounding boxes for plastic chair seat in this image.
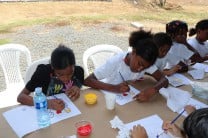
[24,57,50,84]
[83,44,123,76]
[0,43,31,108]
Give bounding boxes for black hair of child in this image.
[51,44,75,70]
[129,30,158,65]
[166,20,188,38]
[153,32,173,48]
[189,19,208,36]
[183,108,208,138]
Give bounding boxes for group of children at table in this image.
[17,19,208,138]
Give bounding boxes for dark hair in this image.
[166,20,188,38]
[129,30,158,65]
[189,19,208,36]
[183,108,208,138]
[153,32,172,48]
[51,44,75,70]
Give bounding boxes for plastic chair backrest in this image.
[24,57,50,84]
[83,44,123,76]
[0,44,31,90]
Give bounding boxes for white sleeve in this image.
[94,54,123,80]
[145,65,158,74]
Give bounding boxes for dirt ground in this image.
[0,0,207,26]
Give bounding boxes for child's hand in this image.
[133,87,156,102]
[185,105,196,115]
[162,121,184,137]
[65,86,80,101]
[130,125,147,138]
[48,99,65,111]
[114,82,129,93]
[169,65,181,74]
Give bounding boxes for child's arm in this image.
[133,70,168,102]
[84,73,129,93]
[185,105,196,115]
[17,87,65,111]
[163,65,181,76]
[17,87,34,106]
[162,121,185,138]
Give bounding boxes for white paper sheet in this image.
[125,114,171,138]
[3,93,81,138]
[101,85,140,105]
[177,97,208,117]
[159,87,192,112]
[192,63,208,72]
[166,73,192,87]
[188,69,205,80]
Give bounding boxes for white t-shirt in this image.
[154,55,169,71]
[164,42,194,69]
[188,37,208,57]
[94,52,157,84]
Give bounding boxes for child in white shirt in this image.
[188,19,208,62]
[164,20,200,74]
[84,30,168,102]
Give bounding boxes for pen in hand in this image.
[119,71,129,96]
[53,95,62,114]
[156,109,185,138]
[170,109,185,124]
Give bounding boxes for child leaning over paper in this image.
[17,44,84,111]
[84,30,168,102]
[130,105,208,138]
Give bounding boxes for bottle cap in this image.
[35,87,42,93]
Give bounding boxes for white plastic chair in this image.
[24,57,50,84]
[83,44,123,76]
[0,43,31,108]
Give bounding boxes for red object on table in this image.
[77,124,92,136]
[56,110,61,114]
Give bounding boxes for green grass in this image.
[0,39,10,45]
[0,8,207,33]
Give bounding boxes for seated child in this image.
[165,20,203,73]
[84,30,168,102]
[153,32,180,76]
[130,105,208,138]
[17,44,84,111]
[188,19,208,62]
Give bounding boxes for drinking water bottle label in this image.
[35,101,47,109]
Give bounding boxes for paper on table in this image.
[125,114,171,138]
[101,85,140,105]
[166,73,192,87]
[3,93,81,138]
[188,69,205,80]
[177,97,208,117]
[159,86,192,112]
[192,63,208,72]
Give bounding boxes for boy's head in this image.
[128,30,158,72]
[153,32,172,58]
[166,20,188,42]
[183,108,208,138]
[51,44,75,83]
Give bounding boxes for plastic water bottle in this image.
[33,87,50,128]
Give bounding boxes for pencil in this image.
[171,109,185,124]
[53,95,62,114]
[119,71,125,82]
[156,109,185,138]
